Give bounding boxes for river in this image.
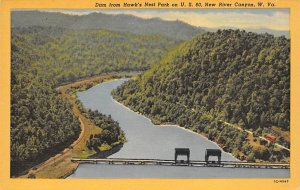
[69,79,289,178]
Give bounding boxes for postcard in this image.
[0,0,299,189]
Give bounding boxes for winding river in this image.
[69,79,289,178]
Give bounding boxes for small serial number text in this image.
[274,179,289,183]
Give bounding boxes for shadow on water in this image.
[89,144,124,159]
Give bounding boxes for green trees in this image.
[11,26,178,176]
[11,41,81,175]
[247,153,255,162]
[79,108,126,151]
[12,26,179,84]
[112,29,290,162]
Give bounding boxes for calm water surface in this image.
[69,79,289,178]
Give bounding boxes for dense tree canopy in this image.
[11,27,81,175]
[11,26,178,176]
[112,30,290,162]
[12,26,178,84]
[78,105,126,151]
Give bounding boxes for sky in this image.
[43,9,289,31]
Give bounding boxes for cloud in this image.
[103,10,289,31]
[43,9,290,31]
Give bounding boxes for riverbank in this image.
[111,97,289,163]
[20,74,123,178]
[112,97,236,160]
[111,101,239,161]
[157,124,239,161]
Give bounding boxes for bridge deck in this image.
[71,158,289,169]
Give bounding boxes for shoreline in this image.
[111,94,240,162]
[111,96,153,124]
[19,74,124,178]
[157,124,240,161]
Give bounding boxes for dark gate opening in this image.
[175,148,190,165]
[205,149,222,164]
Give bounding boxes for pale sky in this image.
[43,9,289,31]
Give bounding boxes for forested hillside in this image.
[11,26,179,176]
[11,27,81,175]
[12,11,205,40]
[12,26,178,84]
[112,30,290,162]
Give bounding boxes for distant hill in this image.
[11,11,205,40]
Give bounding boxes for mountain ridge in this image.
[11,10,205,40]
[203,26,289,38]
[12,10,289,39]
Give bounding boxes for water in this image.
[69,79,289,178]
[69,164,289,178]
